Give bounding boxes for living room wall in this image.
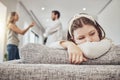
[98,0,120,45]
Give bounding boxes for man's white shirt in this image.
[44,19,63,46]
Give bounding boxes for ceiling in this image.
[20,0,112,30]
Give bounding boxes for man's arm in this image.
[44,21,61,37]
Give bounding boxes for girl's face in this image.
[14,13,19,22]
[73,25,100,44]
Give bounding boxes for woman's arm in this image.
[8,22,35,35]
[78,39,112,59]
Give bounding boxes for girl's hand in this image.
[29,22,35,27]
[60,41,87,64]
[67,44,87,64]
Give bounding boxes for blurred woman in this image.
[7,12,35,60]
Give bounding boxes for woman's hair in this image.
[67,13,105,42]
[7,12,17,24]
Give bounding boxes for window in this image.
[30,30,39,43]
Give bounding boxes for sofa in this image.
[0,43,120,80]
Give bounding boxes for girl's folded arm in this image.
[78,39,112,59]
[47,39,112,59]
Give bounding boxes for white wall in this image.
[0,0,18,15]
[0,2,7,62]
[98,0,120,45]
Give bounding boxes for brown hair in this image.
[7,12,16,24]
[67,16,105,42]
[52,10,60,19]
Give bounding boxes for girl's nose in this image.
[86,37,93,42]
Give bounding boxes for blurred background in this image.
[0,0,120,62]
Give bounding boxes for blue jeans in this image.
[7,44,20,60]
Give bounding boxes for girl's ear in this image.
[71,37,73,40]
[70,36,74,41]
[70,36,77,44]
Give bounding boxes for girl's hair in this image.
[7,12,16,24]
[67,13,105,42]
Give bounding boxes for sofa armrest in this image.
[20,43,69,64]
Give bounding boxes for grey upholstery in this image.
[0,43,120,80]
[0,64,120,80]
[20,43,120,65]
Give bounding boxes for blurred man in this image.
[44,10,63,46]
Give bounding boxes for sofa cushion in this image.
[0,64,120,80]
[20,43,120,64]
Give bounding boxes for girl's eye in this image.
[90,32,95,36]
[78,37,85,40]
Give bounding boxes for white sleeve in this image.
[44,22,61,37]
[47,41,65,49]
[78,39,112,59]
